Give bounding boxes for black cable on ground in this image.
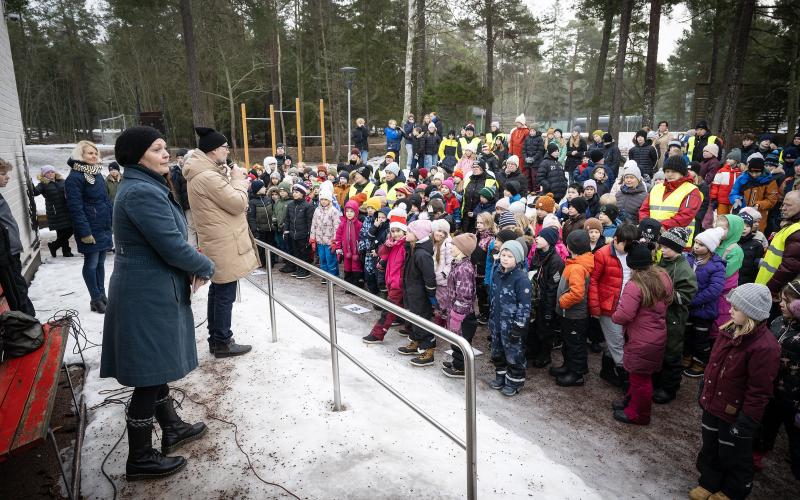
[47,309,102,355]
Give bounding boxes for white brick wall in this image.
[0,15,40,274]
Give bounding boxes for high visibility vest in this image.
[347,182,375,201]
[486,132,507,146]
[379,181,406,205]
[755,221,800,285]
[687,135,719,157]
[648,181,701,246]
[459,136,482,155]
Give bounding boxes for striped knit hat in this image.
[389,206,408,232]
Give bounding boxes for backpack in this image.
[527,268,541,324]
[0,311,44,362]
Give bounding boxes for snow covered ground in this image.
[29,253,601,499]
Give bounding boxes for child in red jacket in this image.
[611,242,673,425]
[691,283,780,500]
[710,156,742,216]
[362,207,407,343]
[334,200,363,287]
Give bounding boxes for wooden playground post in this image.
[269,104,277,155]
[295,97,303,163]
[320,99,327,164]
[240,102,250,168]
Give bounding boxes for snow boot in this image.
[410,348,434,367]
[90,299,106,314]
[599,353,623,387]
[556,371,585,387]
[612,395,631,411]
[154,395,207,455]
[612,409,645,425]
[684,359,706,378]
[212,340,252,358]
[652,388,676,405]
[688,486,714,500]
[397,340,420,355]
[682,354,693,369]
[101,293,108,305]
[47,241,57,258]
[501,385,520,397]
[548,363,570,378]
[362,333,384,344]
[126,416,186,481]
[488,373,505,390]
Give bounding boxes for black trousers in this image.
[451,313,478,370]
[527,314,555,362]
[697,411,755,500]
[476,281,489,318]
[684,317,714,363]
[755,398,800,480]
[52,228,73,253]
[561,316,588,374]
[129,384,169,419]
[0,254,35,316]
[291,238,312,276]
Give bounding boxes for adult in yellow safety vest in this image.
[485,121,506,147]
[688,120,723,163]
[378,162,406,206]
[459,125,483,157]
[346,165,375,202]
[756,190,800,300]
[639,156,702,248]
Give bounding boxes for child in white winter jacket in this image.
[431,218,453,325]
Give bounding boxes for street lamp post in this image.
[340,66,358,155]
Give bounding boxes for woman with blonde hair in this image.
[353,117,369,163]
[65,140,113,313]
[384,118,403,160]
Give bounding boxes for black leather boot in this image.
[126,416,186,481]
[599,353,623,387]
[154,395,207,455]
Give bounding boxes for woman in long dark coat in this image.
[100,126,215,480]
[34,165,74,257]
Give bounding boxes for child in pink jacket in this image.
[334,200,363,287]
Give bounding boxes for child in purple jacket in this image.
[441,233,479,378]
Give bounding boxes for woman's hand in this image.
[191,275,209,294]
[80,235,96,245]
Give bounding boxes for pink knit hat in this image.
[442,178,455,192]
[408,219,432,241]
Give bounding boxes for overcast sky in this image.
[525,0,689,64]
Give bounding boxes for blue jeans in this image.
[207,280,238,344]
[424,154,436,168]
[405,143,414,167]
[360,150,369,164]
[317,244,339,276]
[82,251,106,301]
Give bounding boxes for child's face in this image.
[780,294,793,319]
[749,169,761,178]
[703,150,713,159]
[742,225,753,237]
[367,207,376,217]
[499,249,517,270]
[536,208,548,220]
[451,246,464,261]
[613,238,626,254]
[376,213,387,225]
[292,190,303,200]
[742,138,753,147]
[535,236,549,250]
[693,241,709,255]
[714,218,729,239]
[567,206,578,216]
[660,245,679,259]
[593,170,606,181]
[504,189,512,198]
[441,186,450,196]
[588,229,601,243]
[279,190,289,199]
[623,175,638,188]
[320,198,330,207]
[729,305,748,326]
[476,219,485,231]
[584,187,596,198]
[566,188,578,200]
[405,230,418,243]
[328,173,335,182]
[433,179,442,187]
[479,195,488,204]
[664,169,682,182]
[598,213,611,225]
[346,208,356,220]
[391,228,405,240]
[433,230,447,242]
[271,193,279,202]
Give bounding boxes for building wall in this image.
[0,13,40,278]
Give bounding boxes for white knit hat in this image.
[318,180,334,201]
[431,218,450,235]
[694,227,724,253]
[620,159,643,183]
[506,155,520,166]
[515,114,526,126]
[509,200,526,214]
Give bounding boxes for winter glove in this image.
[429,296,439,308]
[448,310,467,333]
[80,235,96,245]
[732,413,756,439]
[309,238,317,253]
[525,157,534,164]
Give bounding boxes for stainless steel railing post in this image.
[265,247,278,342]
[464,345,477,500]
[327,279,343,411]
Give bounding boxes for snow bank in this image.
[28,254,600,499]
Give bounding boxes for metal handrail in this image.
[252,239,477,499]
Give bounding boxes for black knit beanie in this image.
[626,242,654,270]
[664,155,688,176]
[114,126,164,166]
[195,127,228,153]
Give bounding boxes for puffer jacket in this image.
[639,176,702,231]
[309,202,340,245]
[613,271,673,374]
[536,158,568,201]
[489,263,531,335]
[589,244,623,317]
[379,238,406,290]
[433,237,453,289]
[422,132,440,156]
[183,150,260,282]
[531,247,564,323]
[34,173,72,231]
[768,316,800,411]
[710,163,742,207]
[729,172,780,223]
[737,232,764,285]
[603,142,622,178]
[565,138,587,172]
[403,238,437,314]
[441,256,476,316]
[615,183,648,223]
[699,157,721,185]
[385,126,403,152]
[686,253,726,320]
[334,209,362,272]
[717,213,744,278]
[627,143,658,178]
[700,321,780,424]
[273,195,290,231]
[247,194,275,233]
[556,252,595,319]
[64,161,113,254]
[285,197,316,240]
[523,131,545,168]
[352,125,369,152]
[658,253,698,354]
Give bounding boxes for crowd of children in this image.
[241,120,800,499]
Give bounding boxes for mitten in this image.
[448,310,466,333]
[732,413,756,439]
[80,235,96,245]
[429,296,439,308]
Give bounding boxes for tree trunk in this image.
[402,0,415,126]
[293,0,302,145]
[716,0,756,144]
[566,30,580,131]
[786,27,800,136]
[706,1,723,124]
[590,6,614,132]
[484,0,494,131]
[641,0,661,130]
[316,0,341,161]
[714,0,756,146]
[362,0,370,125]
[224,65,237,155]
[413,0,426,117]
[179,0,212,130]
[609,0,633,140]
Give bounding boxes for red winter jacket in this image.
[612,271,672,375]
[334,214,363,272]
[638,176,702,231]
[700,322,780,424]
[378,238,406,291]
[444,193,460,215]
[588,244,623,317]
[709,164,742,206]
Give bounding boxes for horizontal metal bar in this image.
[246,276,466,448]
[245,117,272,121]
[302,135,323,138]
[273,110,297,114]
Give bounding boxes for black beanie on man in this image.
[114,126,164,166]
[664,155,688,176]
[195,127,228,153]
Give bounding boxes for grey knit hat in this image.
[500,240,525,265]
[727,283,773,322]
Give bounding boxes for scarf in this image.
[124,164,168,186]
[477,229,494,252]
[70,160,103,184]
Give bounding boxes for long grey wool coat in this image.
[100,166,214,387]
